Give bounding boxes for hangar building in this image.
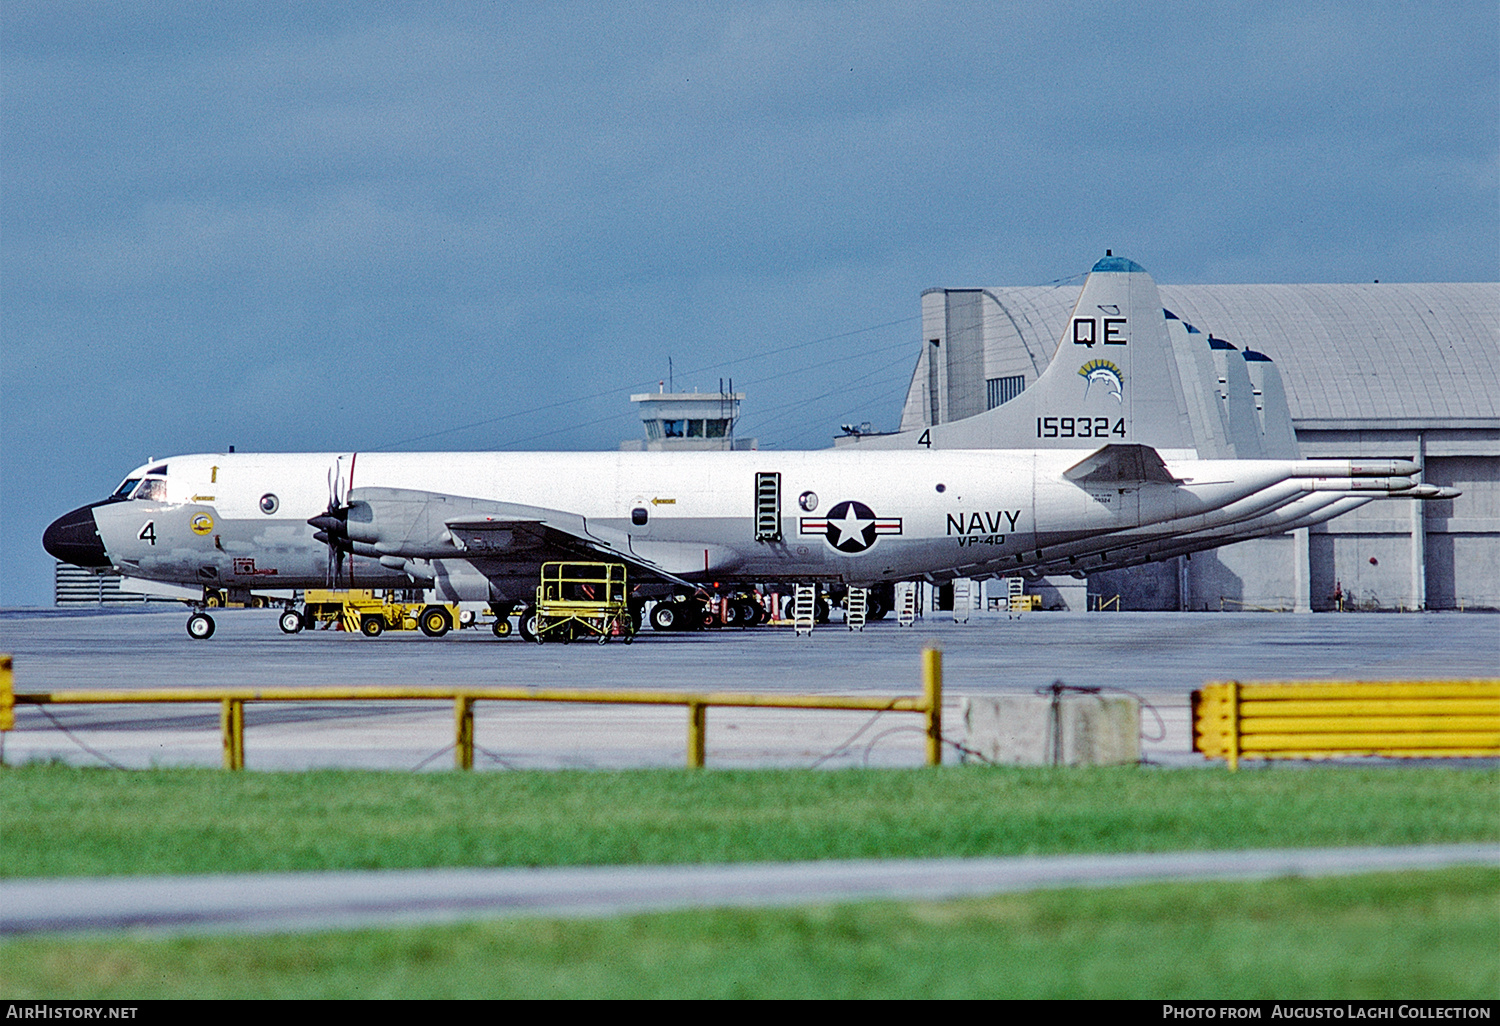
[897,280,1500,611]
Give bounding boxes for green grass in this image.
[3,869,1495,998]
[3,763,1496,878]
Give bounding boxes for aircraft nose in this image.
[43,505,112,568]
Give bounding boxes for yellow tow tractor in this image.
[532,562,635,644]
[289,589,462,638]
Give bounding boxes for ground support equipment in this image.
[291,589,460,638]
[532,562,635,644]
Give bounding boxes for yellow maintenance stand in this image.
[533,562,635,644]
[295,589,462,638]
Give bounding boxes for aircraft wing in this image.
[342,486,697,588]
[446,515,699,589]
[1063,444,1181,485]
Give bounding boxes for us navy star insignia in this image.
[799,500,902,553]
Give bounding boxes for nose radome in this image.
[43,505,111,568]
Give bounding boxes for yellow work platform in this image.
[533,562,635,644]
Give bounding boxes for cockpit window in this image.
[111,478,142,499]
[145,465,168,476]
[134,478,168,502]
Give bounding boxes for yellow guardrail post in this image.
[0,655,13,732]
[1,654,13,766]
[455,696,474,770]
[687,701,707,768]
[1227,680,1240,772]
[221,697,244,770]
[923,647,942,766]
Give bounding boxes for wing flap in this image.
[445,514,697,589]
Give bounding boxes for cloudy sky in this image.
[3,1,1496,606]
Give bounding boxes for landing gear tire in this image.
[360,615,384,638]
[418,606,452,638]
[187,612,215,639]
[650,602,677,631]
[492,618,513,638]
[278,610,303,634]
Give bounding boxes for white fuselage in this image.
[75,447,1399,604]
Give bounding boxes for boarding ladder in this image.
[792,584,817,636]
[845,587,868,632]
[1006,577,1026,619]
[952,578,972,623]
[896,582,918,627]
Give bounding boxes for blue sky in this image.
[3,1,1497,606]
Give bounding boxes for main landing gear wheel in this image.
[186,612,216,639]
[492,618,513,638]
[650,602,681,631]
[278,610,304,634]
[418,606,452,638]
[360,615,385,638]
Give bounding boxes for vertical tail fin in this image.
[1241,349,1302,459]
[872,255,1199,453]
[1208,336,1267,459]
[1164,312,1232,458]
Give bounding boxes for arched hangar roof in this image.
[1156,283,1499,422]
[944,281,1499,422]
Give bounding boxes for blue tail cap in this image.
[1092,255,1146,273]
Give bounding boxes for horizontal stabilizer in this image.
[1347,459,1422,477]
[1305,477,1418,492]
[1293,459,1421,478]
[1064,444,1180,485]
[1388,484,1463,500]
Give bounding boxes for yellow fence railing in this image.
[0,650,944,771]
[1193,679,1500,770]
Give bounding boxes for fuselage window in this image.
[631,507,649,526]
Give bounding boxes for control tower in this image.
[621,387,757,451]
